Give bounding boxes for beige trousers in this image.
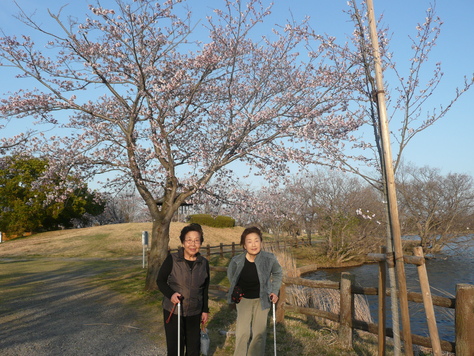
[234,298,270,356]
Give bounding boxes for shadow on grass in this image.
[0,258,165,355]
[205,298,306,356]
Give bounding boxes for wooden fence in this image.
[170,242,238,259]
[205,245,473,355]
[170,239,310,259]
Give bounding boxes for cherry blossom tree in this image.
[0,120,35,155]
[97,188,151,225]
[0,0,361,289]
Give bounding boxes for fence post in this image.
[414,247,442,356]
[206,244,211,259]
[276,283,286,323]
[220,243,224,258]
[455,283,474,355]
[378,246,387,356]
[232,242,235,257]
[340,272,354,348]
[141,231,149,268]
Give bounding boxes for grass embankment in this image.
[0,222,387,355]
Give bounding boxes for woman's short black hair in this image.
[239,226,262,247]
[179,223,204,244]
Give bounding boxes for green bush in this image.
[188,214,215,227]
[214,215,235,228]
[188,214,235,228]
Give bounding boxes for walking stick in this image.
[272,299,277,356]
[177,300,181,356]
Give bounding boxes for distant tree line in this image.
[231,166,474,261]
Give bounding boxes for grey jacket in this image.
[227,250,283,310]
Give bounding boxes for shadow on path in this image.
[0,258,166,356]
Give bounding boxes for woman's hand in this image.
[171,292,182,304]
[201,312,209,325]
[269,293,278,304]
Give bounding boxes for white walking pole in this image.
[177,301,181,356]
[272,302,277,356]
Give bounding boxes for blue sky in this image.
[1,0,473,182]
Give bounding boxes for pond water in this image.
[305,236,474,342]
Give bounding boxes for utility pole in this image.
[366,0,413,354]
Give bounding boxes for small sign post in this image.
[142,231,149,268]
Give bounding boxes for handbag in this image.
[231,285,244,304]
[200,326,210,355]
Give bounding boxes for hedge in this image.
[188,214,235,228]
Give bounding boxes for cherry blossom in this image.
[1,0,364,289]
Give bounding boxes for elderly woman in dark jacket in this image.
[157,223,209,356]
[227,226,283,356]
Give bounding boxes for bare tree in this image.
[307,170,384,263]
[283,174,322,244]
[397,164,474,254]
[331,1,473,187]
[251,169,386,263]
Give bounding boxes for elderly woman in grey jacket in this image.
[227,226,283,356]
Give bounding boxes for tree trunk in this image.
[145,215,173,290]
[305,222,313,245]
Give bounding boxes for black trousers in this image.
[163,309,201,356]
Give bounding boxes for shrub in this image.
[214,215,235,228]
[188,214,235,228]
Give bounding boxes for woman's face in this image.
[183,231,201,259]
[243,232,262,256]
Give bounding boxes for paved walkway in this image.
[0,259,166,356]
